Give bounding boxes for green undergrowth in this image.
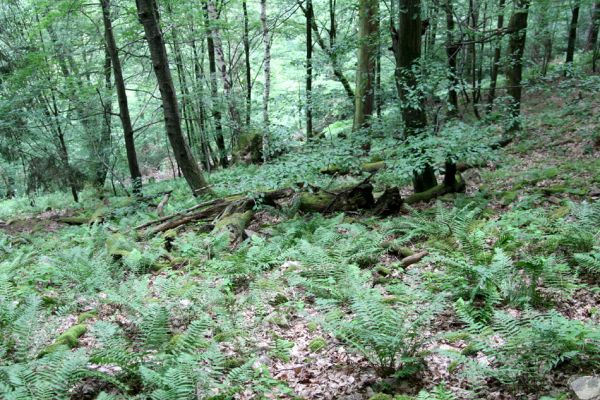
[1,80,599,398]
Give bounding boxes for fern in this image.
[324,289,445,377]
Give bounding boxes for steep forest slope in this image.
[0,78,599,399]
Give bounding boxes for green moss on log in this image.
[405,174,465,205]
[298,192,336,212]
[213,210,254,243]
[38,324,87,357]
[361,161,385,172]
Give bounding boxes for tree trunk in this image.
[396,0,437,193]
[203,4,228,168]
[353,0,379,131]
[168,5,196,159]
[487,0,506,112]
[260,0,271,156]
[101,0,142,195]
[565,2,580,75]
[586,2,600,51]
[136,0,210,196]
[306,0,314,139]
[190,33,214,170]
[206,0,243,148]
[505,0,530,134]
[444,0,460,118]
[95,44,112,189]
[243,0,252,126]
[304,1,354,102]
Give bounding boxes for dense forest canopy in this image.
[0,0,599,398]
[0,0,597,198]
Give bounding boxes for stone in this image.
[571,376,600,400]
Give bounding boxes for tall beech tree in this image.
[100,0,142,195]
[136,0,210,196]
[395,0,437,193]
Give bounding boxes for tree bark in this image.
[487,0,506,112]
[444,0,460,118]
[206,0,243,148]
[260,0,272,158]
[242,0,252,126]
[203,4,228,168]
[586,2,600,51]
[306,0,314,139]
[505,0,530,134]
[136,0,210,196]
[565,2,580,75]
[353,0,379,131]
[101,0,143,195]
[303,1,354,101]
[395,0,437,193]
[96,44,113,189]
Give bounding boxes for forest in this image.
[0,0,599,398]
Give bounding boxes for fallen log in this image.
[138,174,466,239]
[142,188,294,235]
[298,183,375,212]
[405,174,466,205]
[401,251,428,267]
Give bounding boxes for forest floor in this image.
[0,78,599,400]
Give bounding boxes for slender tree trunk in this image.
[203,3,228,168]
[101,0,142,195]
[96,44,113,188]
[396,0,437,193]
[136,0,210,196]
[353,0,379,131]
[565,2,581,75]
[306,0,314,139]
[586,2,600,51]
[168,9,196,156]
[206,0,242,147]
[243,0,252,126]
[487,0,506,112]
[190,33,214,171]
[505,0,530,134]
[444,0,460,118]
[304,1,354,101]
[260,0,271,156]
